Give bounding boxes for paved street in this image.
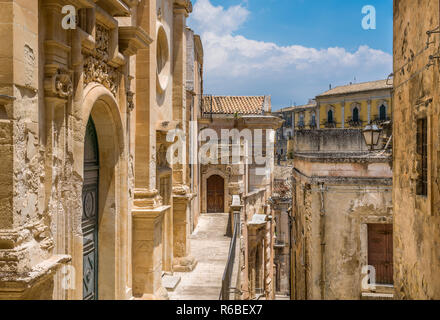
[169,213,231,300]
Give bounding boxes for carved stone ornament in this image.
[127,91,135,111]
[84,24,119,96]
[45,69,73,99]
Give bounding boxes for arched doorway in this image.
[82,117,100,300]
[207,175,224,213]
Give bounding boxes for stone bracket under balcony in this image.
[119,26,153,57]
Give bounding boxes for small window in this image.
[327,110,334,123]
[417,118,428,196]
[352,107,359,122]
[379,105,387,121]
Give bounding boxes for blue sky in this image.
[188,0,393,110]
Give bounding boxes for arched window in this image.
[311,112,316,126]
[352,107,359,122]
[327,110,334,123]
[379,105,386,120]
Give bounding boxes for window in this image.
[310,113,316,126]
[379,105,387,121]
[298,113,305,127]
[352,107,359,122]
[327,110,334,123]
[417,118,428,196]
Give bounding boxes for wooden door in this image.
[82,118,99,300]
[207,175,224,213]
[368,224,393,285]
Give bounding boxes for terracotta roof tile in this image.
[202,96,266,115]
[317,79,393,97]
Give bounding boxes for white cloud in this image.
[188,0,392,109]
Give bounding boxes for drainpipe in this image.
[319,182,326,300]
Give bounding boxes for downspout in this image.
[319,182,326,300]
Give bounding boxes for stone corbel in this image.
[119,26,152,57]
[44,66,73,100]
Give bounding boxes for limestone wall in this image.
[393,0,440,299]
[292,175,393,300]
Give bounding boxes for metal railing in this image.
[219,211,241,300]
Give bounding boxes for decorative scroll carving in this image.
[45,68,73,99]
[84,24,119,96]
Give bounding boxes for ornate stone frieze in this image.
[83,24,119,96]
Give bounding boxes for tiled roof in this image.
[275,102,317,113]
[202,96,266,115]
[317,79,393,97]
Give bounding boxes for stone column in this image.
[171,1,197,272]
[132,0,168,300]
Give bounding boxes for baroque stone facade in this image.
[0,0,201,300]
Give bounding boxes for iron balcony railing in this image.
[219,211,241,300]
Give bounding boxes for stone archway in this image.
[73,84,126,300]
[82,117,100,300]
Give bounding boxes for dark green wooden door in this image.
[82,118,99,300]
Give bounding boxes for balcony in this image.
[324,121,336,128]
[372,115,391,125]
[347,119,364,128]
[309,120,317,129]
[296,122,305,130]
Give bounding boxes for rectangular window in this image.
[416,118,428,196]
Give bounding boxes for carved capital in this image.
[174,0,193,15]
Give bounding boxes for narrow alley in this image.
[168,213,231,300]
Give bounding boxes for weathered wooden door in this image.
[207,175,224,213]
[368,224,393,285]
[82,118,99,300]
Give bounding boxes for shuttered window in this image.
[417,118,428,196]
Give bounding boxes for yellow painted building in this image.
[315,79,393,129]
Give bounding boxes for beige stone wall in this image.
[393,0,440,299]
[0,0,199,300]
[292,175,393,300]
